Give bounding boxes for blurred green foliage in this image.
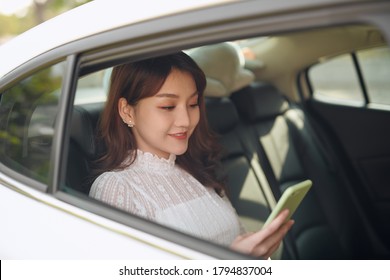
[0,62,64,183]
[0,0,92,39]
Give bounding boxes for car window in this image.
[357,47,390,106]
[308,54,365,105]
[0,62,65,185]
[308,46,390,106]
[75,68,111,105]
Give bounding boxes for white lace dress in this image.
[89,150,244,246]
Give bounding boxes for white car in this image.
[1,0,390,259]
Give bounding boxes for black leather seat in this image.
[205,96,292,259]
[65,102,104,194]
[205,97,273,229]
[231,82,376,259]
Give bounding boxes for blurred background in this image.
[0,0,92,44]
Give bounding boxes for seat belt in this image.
[237,124,300,259]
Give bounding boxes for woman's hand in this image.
[230,209,294,259]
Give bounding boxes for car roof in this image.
[0,0,230,78]
[0,0,380,78]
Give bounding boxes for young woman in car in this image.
[89,52,294,259]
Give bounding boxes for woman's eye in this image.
[160,106,175,110]
[189,103,199,108]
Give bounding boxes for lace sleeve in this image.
[221,192,247,235]
[89,172,157,219]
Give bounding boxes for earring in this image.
[122,119,134,128]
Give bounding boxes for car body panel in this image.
[0,172,215,259]
[2,0,387,79]
[0,0,232,78]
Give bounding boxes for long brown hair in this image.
[94,52,225,193]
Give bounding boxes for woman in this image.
[89,52,294,258]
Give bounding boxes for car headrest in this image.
[70,103,103,158]
[189,42,254,97]
[205,97,240,134]
[231,82,290,122]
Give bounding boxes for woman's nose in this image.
[175,107,190,127]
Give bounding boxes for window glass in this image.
[309,54,364,105]
[357,47,390,106]
[74,68,111,105]
[0,62,65,184]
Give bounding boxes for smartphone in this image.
[263,179,312,227]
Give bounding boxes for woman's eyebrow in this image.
[155,93,179,98]
[155,91,198,98]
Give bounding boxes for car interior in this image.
[63,23,390,259]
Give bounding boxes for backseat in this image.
[191,42,377,259]
[205,97,274,230]
[65,102,104,194]
[205,96,290,259]
[231,82,358,259]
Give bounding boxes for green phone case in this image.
[263,180,312,227]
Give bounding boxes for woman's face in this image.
[120,69,200,159]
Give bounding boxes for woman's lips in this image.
[169,132,188,140]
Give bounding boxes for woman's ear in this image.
[118,97,134,125]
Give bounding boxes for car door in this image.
[303,44,390,251]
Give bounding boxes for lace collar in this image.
[132,150,176,172]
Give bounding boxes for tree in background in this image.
[0,0,91,41]
[32,0,91,25]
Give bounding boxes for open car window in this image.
[57,21,390,260]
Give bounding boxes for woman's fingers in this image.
[231,209,295,258]
[265,209,291,231]
[251,219,294,257]
[245,209,291,244]
[233,232,254,243]
[265,241,281,259]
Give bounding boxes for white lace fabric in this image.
[89,150,244,246]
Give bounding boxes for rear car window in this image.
[0,62,65,184]
[75,68,111,105]
[309,53,365,105]
[357,47,390,106]
[308,46,390,106]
